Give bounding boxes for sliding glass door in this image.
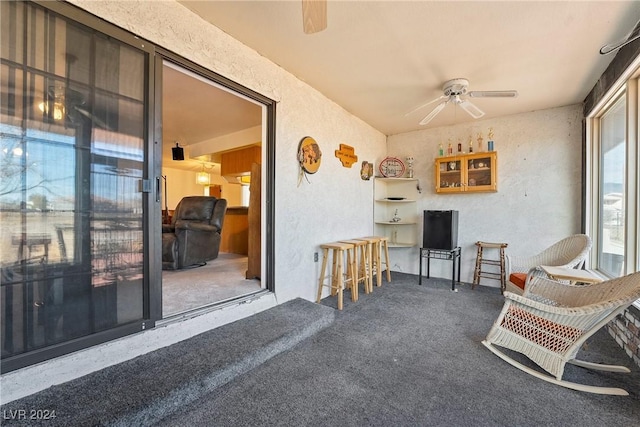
[1,1,154,371]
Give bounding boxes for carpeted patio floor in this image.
[161,274,640,427]
[2,273,638,426]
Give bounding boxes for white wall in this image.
[161,167,244,209]
[386,105,584,287]
[161,167,206,210]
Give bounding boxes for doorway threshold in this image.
[157,289,272,327]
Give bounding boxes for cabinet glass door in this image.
[467,154,496,192]
[436,158,463,192]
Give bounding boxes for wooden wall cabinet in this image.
[435,152,497,193]
[221,145,261,177]
[374,177,419,247]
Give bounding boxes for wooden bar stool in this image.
[356,236,389,288]
[473,241,508,293]
[340,239,372,295]
[316,241,356,310]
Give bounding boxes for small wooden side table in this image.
[539,265,603,284]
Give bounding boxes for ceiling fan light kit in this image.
[408,78,518,126]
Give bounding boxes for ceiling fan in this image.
[406,78,518,126]
[302,0,327,34]
[39,85,111,130]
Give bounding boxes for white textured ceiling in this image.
[178,0,640,136]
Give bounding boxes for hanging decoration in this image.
[378,156,405,178]
[334,143,358,168]
[297,136,322,186]
[360,161,374,180]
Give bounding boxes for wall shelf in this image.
[374,177,419,247]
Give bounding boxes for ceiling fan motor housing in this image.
[443,78,469,97]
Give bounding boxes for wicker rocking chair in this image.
[483,271,640,395]
[505,234,592,295]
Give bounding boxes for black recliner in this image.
[162,196,227,270]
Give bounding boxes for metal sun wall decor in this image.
[297,136,322,186]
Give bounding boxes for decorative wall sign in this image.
[360,161,373,180]
[297,136,322,186]
[335,143,358,168]
[378,156,406,178]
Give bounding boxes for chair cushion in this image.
[177,197,216,221]
[509,273,527,290]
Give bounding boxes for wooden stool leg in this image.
[330,249,339,296]
[316,248,329,303]
[382,240,391,282]
[374,242,382,287]
[359,246,370,294]
[347,247,357,302]
[336,249,344,310]
[363,242,372,293]
[472,244,482,289]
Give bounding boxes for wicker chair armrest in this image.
[504,290,620,320]
[523,274,579,299]
[507,252,585,275]
[524,275,623,307]
[504,291,574,315]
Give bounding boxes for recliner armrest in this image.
[162,224,175,233]
[175,220,218,233]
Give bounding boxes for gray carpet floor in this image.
[2,274,638,426]
[158,273,640,426]
[162,253,261,316]
[160,275,640,427]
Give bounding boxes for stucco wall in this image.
[68,0,387,302]
[387,105,584,286]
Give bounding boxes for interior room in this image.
[1,0,640,423]
[160,61,264,316]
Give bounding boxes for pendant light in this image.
[196,164,211,185]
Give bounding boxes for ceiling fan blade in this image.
[419,100,448,125]
[404,95,448,117]
[302,0,327,34]
[468,90,518,98]
[73,106,112,130]
[458,99,485,119]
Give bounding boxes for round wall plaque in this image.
[378,156,406,178]
[298,136,322,174]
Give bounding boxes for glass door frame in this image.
[2,0,275,373]
[152,49,276,317]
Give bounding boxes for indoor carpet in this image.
[2,273,639,426]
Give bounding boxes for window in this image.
[587,61,640,305]
[597,94,626,277]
